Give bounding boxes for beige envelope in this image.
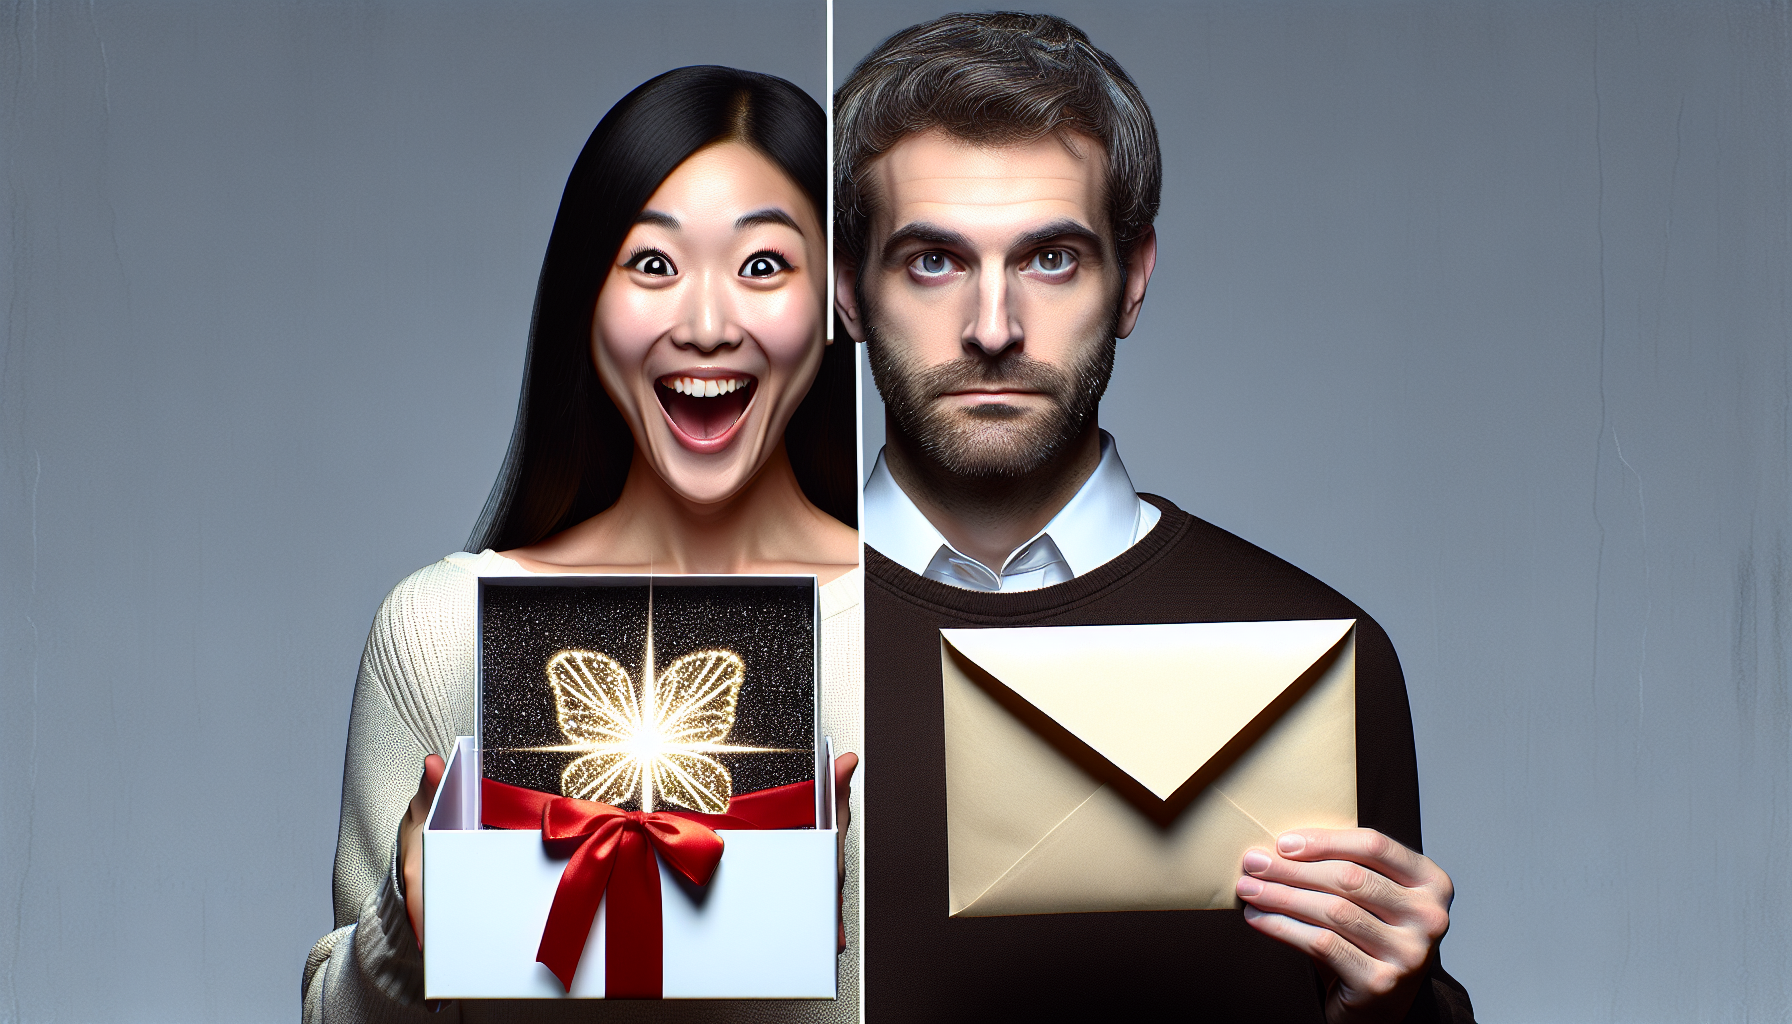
[941,619,1357,917]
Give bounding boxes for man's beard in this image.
[864,307,1118,480]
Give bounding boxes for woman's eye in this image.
[1025,249,1076,276]
[740,252,793,279]
[910,252,958,278]
[626,251,676,277]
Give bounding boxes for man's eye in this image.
[625,250,676,276]
[911,252,957,277]
[1025,249,1076,276]
[740,252,793,278]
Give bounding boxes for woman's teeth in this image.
[665,376,748,397]
[658,374,753,443]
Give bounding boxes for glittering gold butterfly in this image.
[543,647,747,814]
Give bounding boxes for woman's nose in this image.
[670,268,744,352]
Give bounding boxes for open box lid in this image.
[475,574,825,827]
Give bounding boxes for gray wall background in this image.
[5,1,1790,1021]
[842,2,1792,1021]
[0,3,822,1021]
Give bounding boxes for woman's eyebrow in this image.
[635,210,679,228]
[735,207,801,232]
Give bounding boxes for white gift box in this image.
[423,736,839,1000]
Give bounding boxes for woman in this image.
[302,67,860,1022]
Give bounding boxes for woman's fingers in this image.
[422,753,446,794]
[833,751,859,830]
[833,751,859,952]
[401,753,448,949]
[404,754,448,825]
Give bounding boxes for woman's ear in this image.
[833,255,866,344]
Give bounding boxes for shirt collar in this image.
[863,430,1154,584]
[861,447,958,578]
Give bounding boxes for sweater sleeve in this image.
[301,560,477,1022]
[1407,962,1477,1023]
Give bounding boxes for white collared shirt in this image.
[863,430,1162,593]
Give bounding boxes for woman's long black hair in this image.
[467,66,854,553]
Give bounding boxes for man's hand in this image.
[1236,828,1452,1024]
[399,754,448,949]
[833,751,859,953]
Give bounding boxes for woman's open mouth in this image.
[655,373,757,448]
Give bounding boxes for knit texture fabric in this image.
[303,554,864,1023]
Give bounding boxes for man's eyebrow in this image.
[880,222,972,259]
[635,210,679,228]
[1012,219,1106,259]
[736,207,802,232]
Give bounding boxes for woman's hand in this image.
[398,754,447,949]
[834,751,859,953]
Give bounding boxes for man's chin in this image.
[915,419,1067,478]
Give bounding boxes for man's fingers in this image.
[1241,906,1402,1004]
[1274,828,1437,891]
[1236,877,1428,970]
[1241,844,1450,943]
[1242,828,1449,1021]
[1242,847,1417,925]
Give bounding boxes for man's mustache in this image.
[913,354,1072,398]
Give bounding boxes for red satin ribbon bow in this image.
[480,777,816,996]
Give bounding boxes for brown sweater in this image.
[863,495,1474,1022]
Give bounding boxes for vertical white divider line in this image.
[826,4,871,1017]
[833,0,865,537]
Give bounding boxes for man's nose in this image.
[671,269,743,352]
[963,262,1022,356]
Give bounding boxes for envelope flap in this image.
[940,620,1355,800]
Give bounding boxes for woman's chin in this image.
[647,432,765,507]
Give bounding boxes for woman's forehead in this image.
[634,142,820,237]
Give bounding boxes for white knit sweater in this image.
[302,551,864,1023]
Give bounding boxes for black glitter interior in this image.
[479,577,816,813]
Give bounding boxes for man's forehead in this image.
[868,131,1105,239]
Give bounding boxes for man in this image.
[835,13,1474,1022]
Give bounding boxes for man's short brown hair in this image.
[834,11,1162,271]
